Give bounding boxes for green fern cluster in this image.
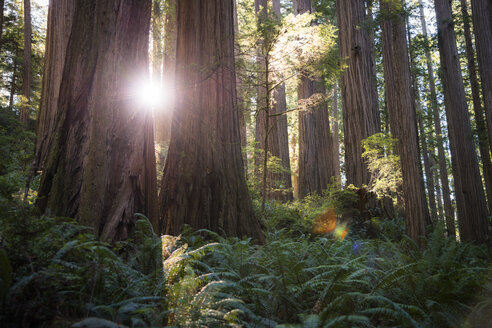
[0,206,166,327]
[1,196,490,328]
[164,219,490,327]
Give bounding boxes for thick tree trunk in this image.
[434,0,489,243]
[296,0,334,198]
[37,0,158,241]
[471,0,492,154]
[32,0,75,176]
[159,0,263,242]
[418,0,455,238]
[337,0,380,188]
[20,0,31,125]
[460,0,492,213]
[380,0,427,245]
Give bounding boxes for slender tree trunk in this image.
[37,0,158,241]
[20,0,31,125]
[418,0,455,238]
[32,0,75,176]
[9,55,17,108]
[296,0,334,198]
[433,162,444,222]
[234,0,248,174]
[380,0,427,245]
[337,0,380,188]
[254,0,277,205]
[273,0,293,201]
[332,82,341,182]
[155,0,175,145]
[460,0,492,213]
[471,0,492,153]
[407,17,438,223]
[434,0,490,243]
[159,0,263,242]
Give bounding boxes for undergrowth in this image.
[0,195,490,327]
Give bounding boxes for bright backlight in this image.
[132,77,173,110]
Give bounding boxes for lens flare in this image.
[312,207,349,240]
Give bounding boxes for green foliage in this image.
[0,193,489,327]
[0,207,166,327]
[0,108,36,202]
[362,133,402,199]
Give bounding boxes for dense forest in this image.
[0,0,491,327]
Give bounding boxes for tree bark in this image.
[471,0,492,155]
[32,0,75,177]
[272,0,293,200]
[460,0,492,214]
[159,0,263,242]
[407,17,438,223]
[337,0,380,188]
[37,0,158,241]
[234,0,248,174]
[331,82,341,182]
[418,0,455,238]
[380,0,427,245]
[296,0,334,198]
[9,54,17,108]
[434,0,490,243]
[20,0,31,125]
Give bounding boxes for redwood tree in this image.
[418,0,455,237]
[20,0,31,125]
[336,0,380,188]
[296,0,334,198]
[159,0,263,241]
[37,0,158,241]
[380,0,427,245]
[32,0,75,176]
[460,0,492,213]
[471,0,492,153]
[434,0,489,243]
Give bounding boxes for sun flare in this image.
[133,77,173,110]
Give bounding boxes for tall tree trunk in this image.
[434,0,490,243]
[337,0,380,188]
[407,17,438,223]
[20,0,31,125]
[332,81,341,182]
[9,54,17,108]
[380,0,427,245]
[273,0,293,200]
[234,0,248,174]
[296,0,334,198]
[32,0,75,176]
[418,0,455,238]
[37,0,158,241]
[460,0,492,213]
[254,0,278,205]
[155,0,175,145]
[471,0,492,153]
[159,0,263,242]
